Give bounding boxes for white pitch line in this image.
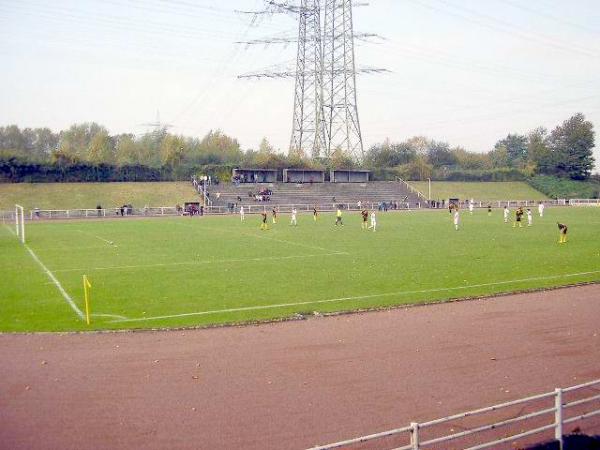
[76,230,117,247]
[24,244,85,320]
[111,269,600,323]
[52,252,347,273]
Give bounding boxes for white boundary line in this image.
[52,252,347,273]
[24,243,85,320]
[111,269,600,323]
[76,230,117,247]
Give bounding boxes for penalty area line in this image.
[111,269,600,324]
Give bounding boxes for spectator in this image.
[96,204,102,217]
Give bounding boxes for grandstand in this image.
[204,176,425,210]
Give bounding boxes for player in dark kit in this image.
[260,211,268,230]
[313,206,318,222]
[558,222,568,244]
[513,207,524,228]
[361,209,369,230]
[272,207,277,224]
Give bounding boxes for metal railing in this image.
[308,379,600,450]
[570,199,600,207]
[397,177,429,201]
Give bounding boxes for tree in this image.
[452,147,492,170]
[330,147,355,169]
[114,134,139,166]
[527,127,553,174]
[426,140,457,168]
[547,113,595,180]
[88,131,115,164]
[494,134,528,168]
[364,139,416,168]
[160,134,186,167]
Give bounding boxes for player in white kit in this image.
[527,209,533,226]
[538,203,545,217]
[469,202,474,214]
[290,208,297,226]
[503,206,510,223]
[368,210,377,232]
[240,206,245,222]
[453,210,460,230]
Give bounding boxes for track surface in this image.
[1,285,600,450]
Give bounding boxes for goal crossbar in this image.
[15,204,25,244]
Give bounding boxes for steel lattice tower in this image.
[322,0,363,160]
[290,0,326,160]
[239,0,374,162]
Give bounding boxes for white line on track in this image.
[76,230,117,247]
[111,269,600,323]
[24,243,85,320]
[52,252,346,273]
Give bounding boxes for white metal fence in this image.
[309,379,600,450]
[570,199,600,207]
[0,199,590,223]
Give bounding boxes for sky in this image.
[0,0,599,168]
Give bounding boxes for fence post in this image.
[410,422,419,450]
[555,388,563,450]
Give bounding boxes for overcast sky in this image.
[1,0,599,167]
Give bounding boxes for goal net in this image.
[15,204,25,244]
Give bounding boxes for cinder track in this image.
[1,285,599,449]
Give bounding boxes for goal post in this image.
[15,204,25,244]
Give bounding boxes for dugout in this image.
[233,169,278,184]
[330,169,370,183]
[282,169,325,183]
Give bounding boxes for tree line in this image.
[0,113,595,182]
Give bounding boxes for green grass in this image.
[1,207,599,332]
[409,181,548,201]
[0,182,198,210]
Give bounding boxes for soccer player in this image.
[368,210,377,232]
[272,207,278,224]
[335,208,343,226]
[361,209,369,230]
[503,206,510,223]
[557,222,568,243]
[260,211,268,230]
[538,202,545,217]
[453,210,460,231]
[240,206,245,222]
[526,208,533,226]
[487,204,492,216]
[290,208,298,226]
[469,202,474,215]
[513,206,524,228]
[313,206,318,222]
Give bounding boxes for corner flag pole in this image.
[83,275,92,325]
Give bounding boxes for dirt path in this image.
[1,285,599,450]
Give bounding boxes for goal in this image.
[15,204,25,244]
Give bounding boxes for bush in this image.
[528,175,600,199]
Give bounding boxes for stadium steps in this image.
[205,181,425,208]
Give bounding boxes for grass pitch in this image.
[1,207,599,332]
